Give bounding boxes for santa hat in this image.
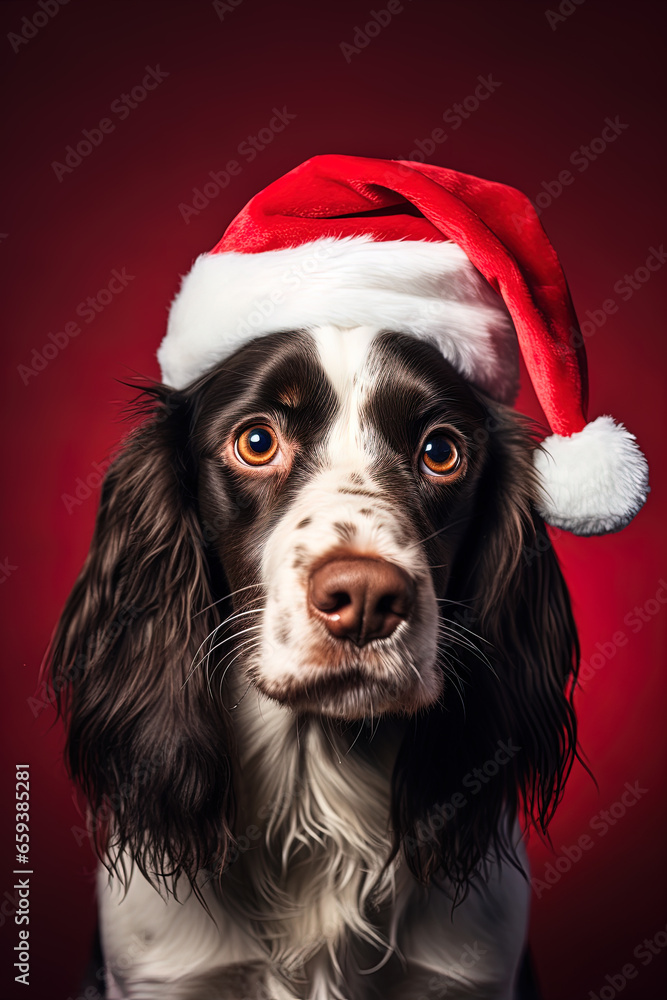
[158,154,648,536]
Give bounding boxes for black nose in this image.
[308,557,414,646]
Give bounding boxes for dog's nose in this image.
[308,557,414,646]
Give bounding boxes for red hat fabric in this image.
[159,154,649,535]
[216,155,588,438]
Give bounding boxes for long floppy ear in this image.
[392,403,579,888]
[47,384,235,890]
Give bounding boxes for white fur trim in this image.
[158,236,518,401]
[534,416,649,535]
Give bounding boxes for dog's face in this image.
[194,326,490,719]
[49,319,578,889]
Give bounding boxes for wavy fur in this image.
[47,329,579,998]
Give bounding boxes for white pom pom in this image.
[534,416,649,535]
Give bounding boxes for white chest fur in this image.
[99,691,530,999]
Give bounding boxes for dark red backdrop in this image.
[1,2,665,998]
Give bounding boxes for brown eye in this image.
[235,425,279,466]
[420,434,460,477]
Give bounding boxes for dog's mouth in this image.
[243,618,443,720]
[250,664,442,719]
[267,684,442,722]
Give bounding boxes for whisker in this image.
[438,620,494,665]
[434,597,476,609]
[449,677,467,717]
[438,661,470,687]
[215,605,266,629]
[344,720,366,757]
[188,604,265,674]
[230,680,254,710]
[453,626,493,649]
[404,515,472,551]
[199,625,264,682]
[438,612,492,645]
[438,619,492,646]
[196,604,266,654]
[320,717,343,766]
[205,628,265,675]
[439,653,468,717]
[437,621,484,652]
[212,641,262,697]
[441,654,468,689]
[193,583,264,618]
[183,613,265,688]
[436,628,499,681]
[403,653,422,684]
[435,640,470,674]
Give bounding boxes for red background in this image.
[1,2,665,998]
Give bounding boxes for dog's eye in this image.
[235,425,279,466]
[420,434,460,477]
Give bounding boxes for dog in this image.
[48,155,648,1000]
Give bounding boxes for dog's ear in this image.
[392,403,579,889]
[47,384,235,890]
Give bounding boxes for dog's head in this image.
[49,324,579,887]
[197,325,494,720]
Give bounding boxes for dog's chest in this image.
[226,691,398,965]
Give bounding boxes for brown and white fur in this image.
[49,325,579,999]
